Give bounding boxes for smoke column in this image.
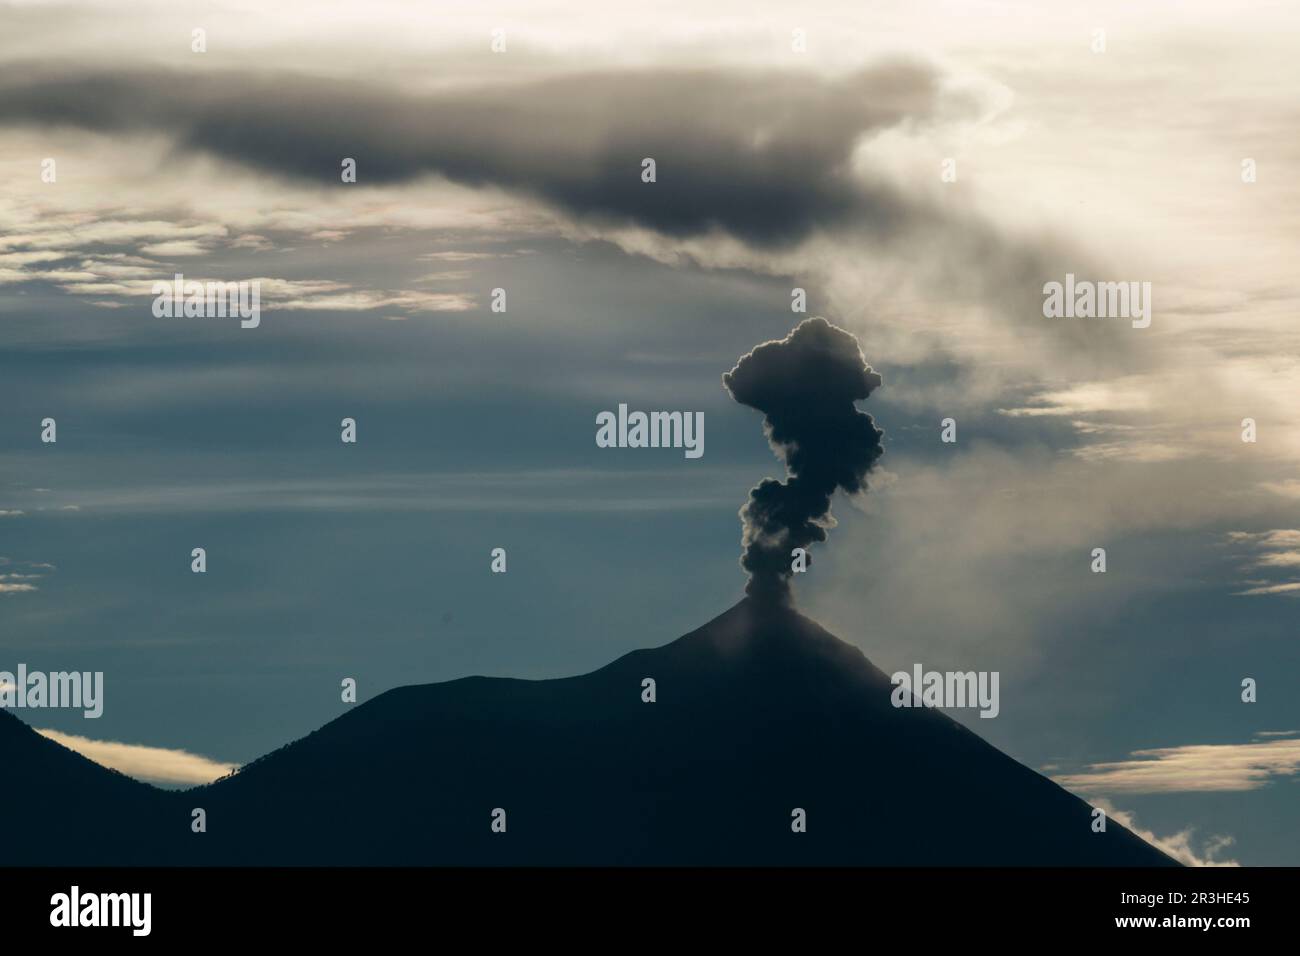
[723,317,884,603]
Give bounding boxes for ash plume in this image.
[0,61,954,248]
[723,318,884,603]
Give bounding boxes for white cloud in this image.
[1054,737,1300,794]
[35,728,237,786]
[0,202,479,315]
[139,239,214,256]
[1233,581,1300,596]
[1226,529,1300,597]
[999,382,1154,418]
[1092,800,1239,868]
[1227,530,1300,548]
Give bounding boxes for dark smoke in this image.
[723,318,884,603]
[0,61,953,248]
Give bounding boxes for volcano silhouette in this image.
[3,599,1174,865]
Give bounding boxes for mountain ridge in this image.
[3,599,1176,866]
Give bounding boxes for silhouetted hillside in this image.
[4,599,1175,865]
[0,705,169,864]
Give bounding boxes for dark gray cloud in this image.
[723,317,884,603]
[0,61,967,247]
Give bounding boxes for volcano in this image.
[3,599,1174,866]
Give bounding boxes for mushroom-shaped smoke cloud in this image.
[723,317,885,603]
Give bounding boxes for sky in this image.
[1,0,1298,865]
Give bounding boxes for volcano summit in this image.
[3,599,1173,866]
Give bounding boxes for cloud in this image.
[2,255,476,314]
[1233,581,1300,596]
[1244,550,1300,568]
[139,239,214,257]
[0,219,228,252]
[1227,530,1300,548]
[1225,530,1300,597]
[0,468,754,516]
[0,54,1115,371]
[0,250,67,265]
[36,728,237,786]
[419,250,514,262]
[998,381,1154,419]
[1053,736,1300,794]
[229,233,274,251]
[1261,480,1300,500]
[0,61,977,248]
[0,559,46,593]
[811,440,1293,672]
[1091,800,1239,868]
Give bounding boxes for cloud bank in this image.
[0,61,973,248]
[37,728,237,787]
[1054,734,1300,794]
